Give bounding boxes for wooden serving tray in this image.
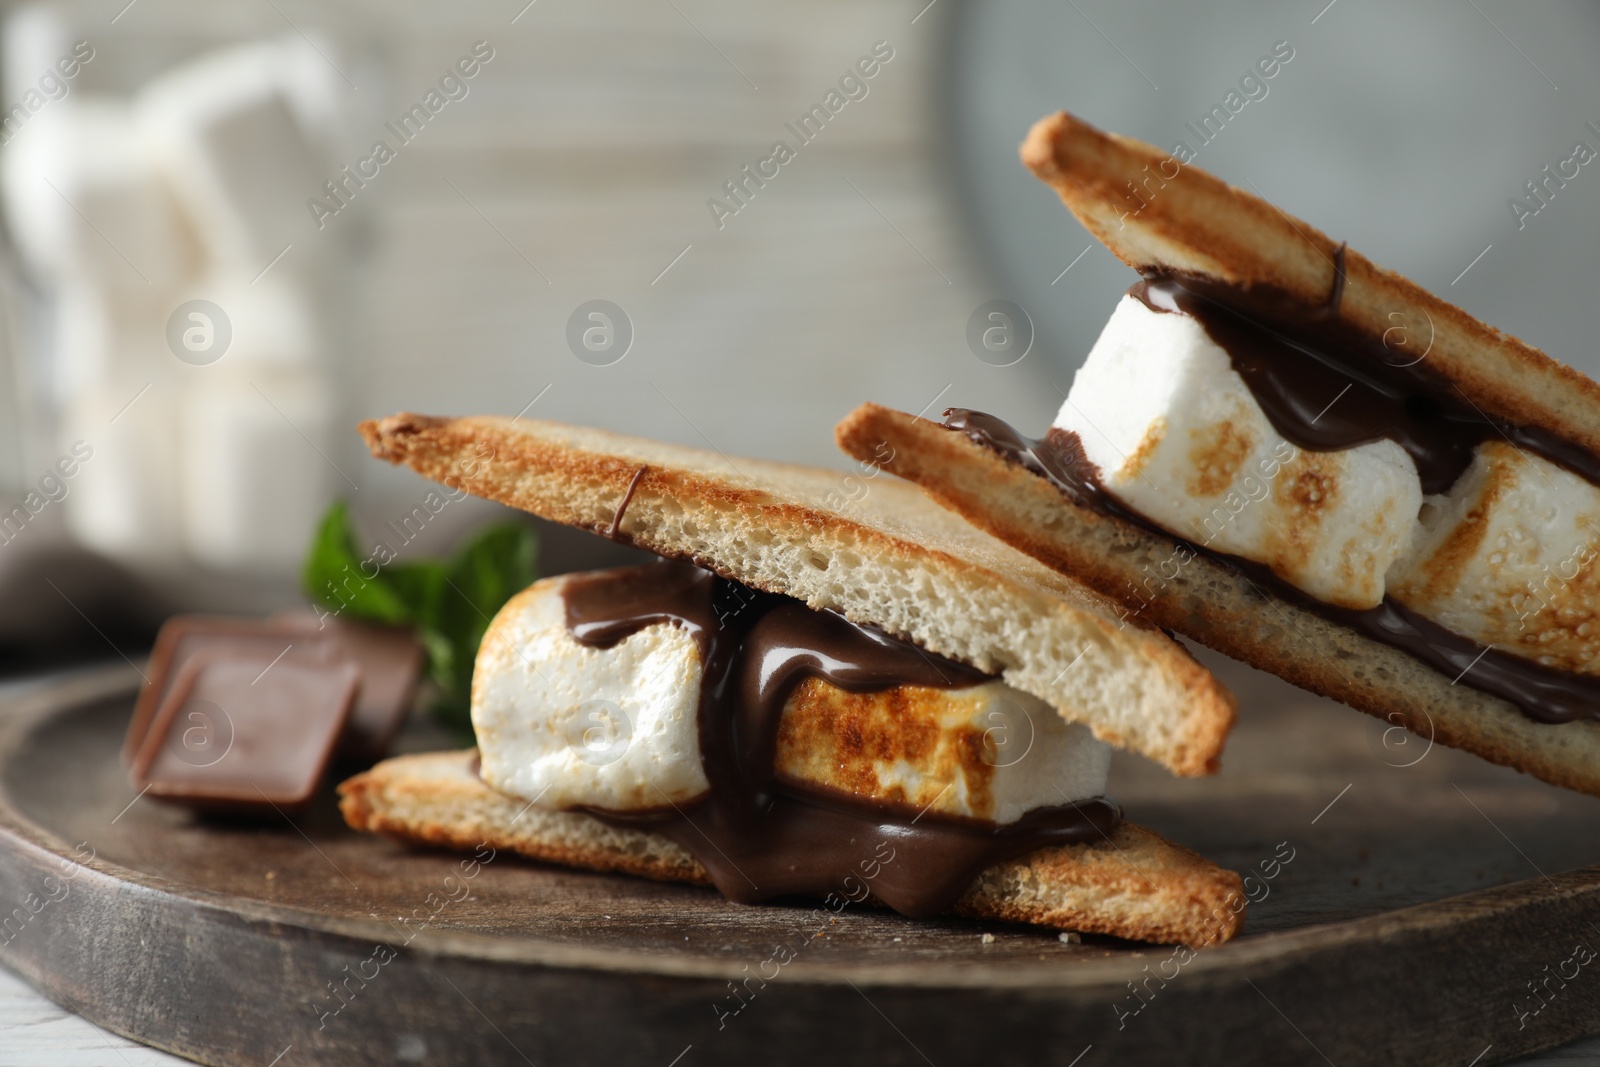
[1,662,1598,1066]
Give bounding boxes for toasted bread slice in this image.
[836,402,1600,797]
[339,748,1246,946]
[1021,111,1600,458]
[359,414,1235,776]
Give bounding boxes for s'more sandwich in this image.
[338,414,1245,944]
[838,110,1600,797]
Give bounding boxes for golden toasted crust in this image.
[338,748,707,884]
[338,749,1245,946]
[836,403,1600,797]
[358,413,1236,777]
[1020,111,1600,467]
[774,679,1005,821]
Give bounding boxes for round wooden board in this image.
[1,664,1599,1067]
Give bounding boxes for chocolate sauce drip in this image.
[604,466,648,540]
[561,559,1121,917]
[1319,243,1348,319]
[1130,270,1600,496]
[943,409,1109,505]
[943,409,1600,724]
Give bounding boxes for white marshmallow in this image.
[178,369,336,571]
[49,283,111,401]
[1057,295,1422,610]
[61,383,183,565]
[1,99,200,290]
[137,38,331,266]
[49,281,190,401]
[1388,441,1600,674]
[3,5,71,106]
[473,577,1112,821]
[472,579,711,812]
[773,679,1109,824]
[199,271,318,366]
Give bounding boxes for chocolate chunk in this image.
[129,648,359,813]
[270,612,425,762]
[124,616,340,767]
[128,614,424,770]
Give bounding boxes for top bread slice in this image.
[1021,111,1600,459]
[359,413,1235,776]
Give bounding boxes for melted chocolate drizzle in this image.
[943,409,1600,725]
[1130,261,1600,496]
[604,466,648,540]
[561,559,1121,917]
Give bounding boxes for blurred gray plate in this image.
[946,0,1600,390]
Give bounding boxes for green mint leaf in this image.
[412,624,454,689]
[383,560,447,625]
[301,501,410,623]
[301,501,540,736]
[444,523,540,628]
[433,523,540,711]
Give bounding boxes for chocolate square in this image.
[130,648,359,812]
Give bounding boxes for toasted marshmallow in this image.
[473,575,1110,822]
[775,678,1108,824]
[1057,295,1422,609]
[1387,441,1600,673]
[473,578,710,812]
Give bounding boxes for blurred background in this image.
[0,0,1597,671]
[4,3,1600,1063]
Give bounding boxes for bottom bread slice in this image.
[835,403,1600,798]
[338,749,1245,946]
